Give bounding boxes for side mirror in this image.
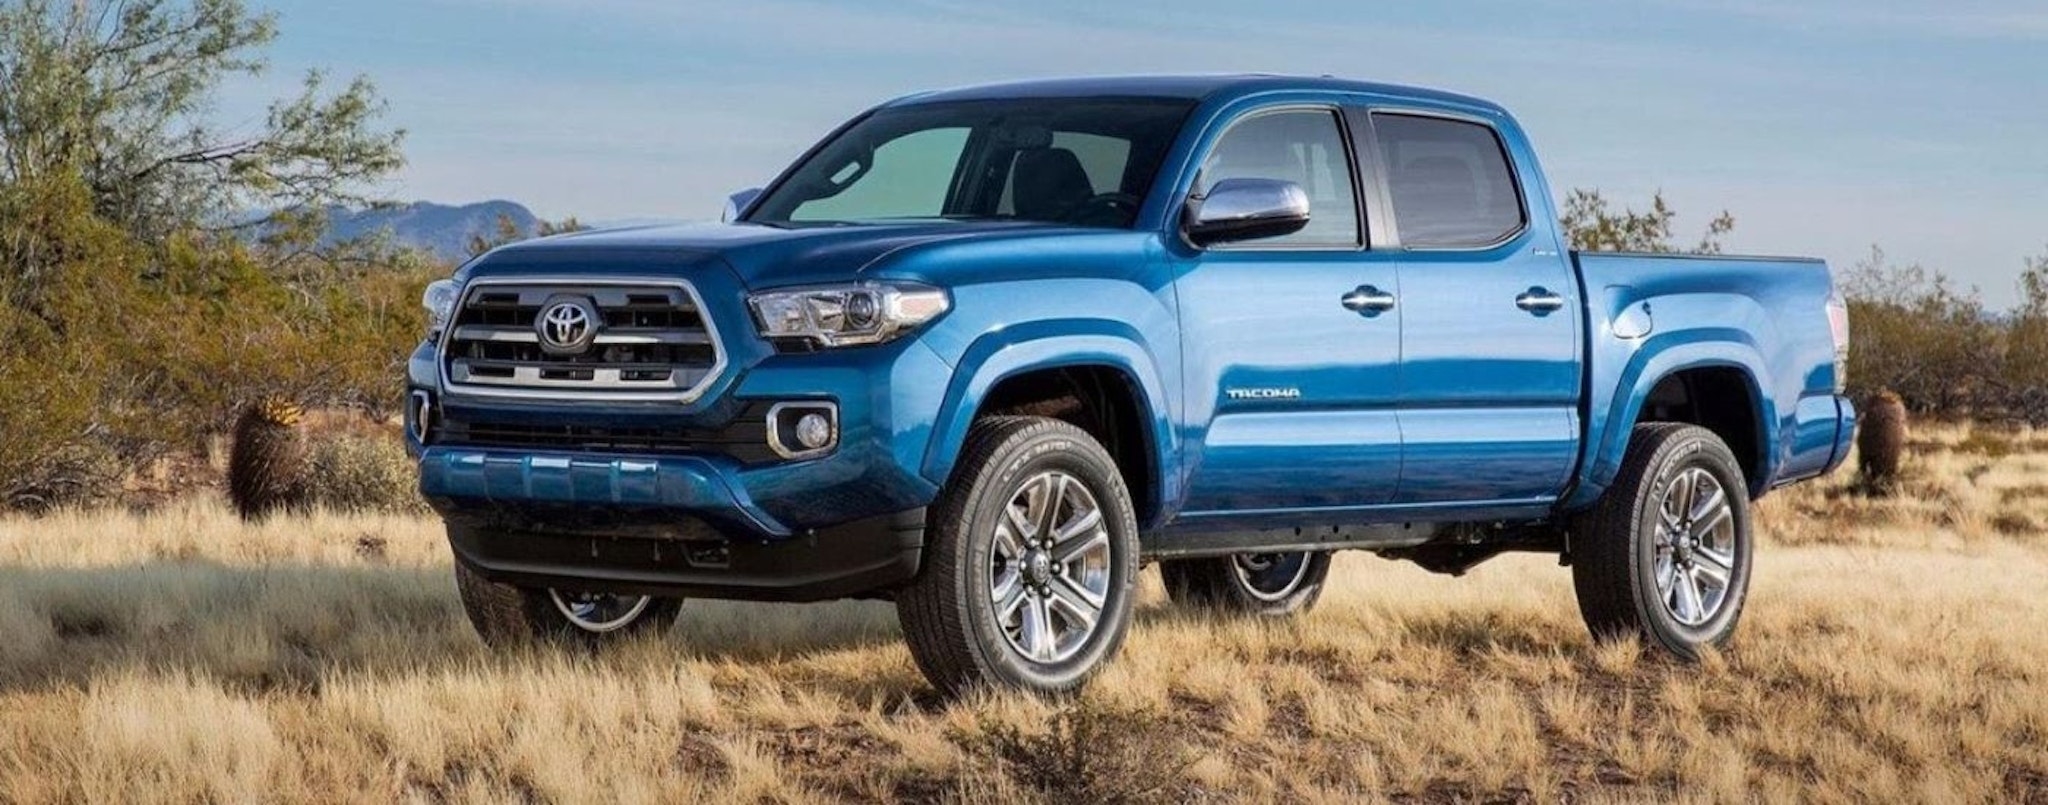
[1184,178,1311,246]
[722,187,763,223]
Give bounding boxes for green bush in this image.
[1841,246,2048,423]
[304,430,427,515]
[0,176,442,511]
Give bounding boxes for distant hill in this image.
[296,200,542,262]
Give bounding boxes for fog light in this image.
[795,413,832,450]
[767,402,838,460]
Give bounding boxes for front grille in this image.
[441,280,724,401]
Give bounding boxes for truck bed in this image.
[1565,251,1851,508]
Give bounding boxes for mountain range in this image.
[313,200,539,262]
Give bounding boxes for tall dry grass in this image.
[0,424,2041,802]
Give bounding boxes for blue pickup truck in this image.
[406,75,1855,694]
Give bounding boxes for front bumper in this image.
[409,273,960,600]
[445,504,925,602]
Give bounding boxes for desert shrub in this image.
[303,427,425,515]
[0,176,442,508]
[954,697,1195,804]
[2,442,124,514]
[1840,246,2048,423]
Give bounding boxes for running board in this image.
[1140,522,1440,560]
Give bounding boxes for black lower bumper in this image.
[446,507,926,603]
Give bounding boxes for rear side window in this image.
[1372,114,1524,248]
[1198,109,1359,247]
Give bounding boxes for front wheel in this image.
[1572,423,1754,659]
[1161,551,1331,616]
[454,560,683,649]
[897,416,1141,696]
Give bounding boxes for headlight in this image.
[748,281,950,348]
[422,279,460,339]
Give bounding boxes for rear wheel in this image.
[1161,551,1331,616]
[1572,423,1753,659]
[897,416,1141,696]
[454,560,683,648]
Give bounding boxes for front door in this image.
[1361,110,1582,505]
[1175,106,1403,518]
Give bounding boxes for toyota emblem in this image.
[535,297,599,355]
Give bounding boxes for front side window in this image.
[748,98,1194,228]
[1372,113,1525,248]
[1197,109,1360,247]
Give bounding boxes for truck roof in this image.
[885,74,1505,114]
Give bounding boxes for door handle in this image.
[1515,287,1566,315]
[1341,285,1397,315]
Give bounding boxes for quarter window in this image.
[1372,114,1524,248]
[1198,109,1359,247]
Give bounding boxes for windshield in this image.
[746,98,1195,228]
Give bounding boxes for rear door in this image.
[1354,109,1582,505]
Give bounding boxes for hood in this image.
[468,220,1101,288]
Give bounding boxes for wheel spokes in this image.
[1670,568,1704,623]
[1036,474,1069,539]
[1664,470,1696,529]
[1007,491,1040,541]
[991,565,1023,607]
[1052,505,1103,545]
[1019,595,1056,661]
[1052,529,1109,565]
[1693,546,1734,589]
[994,521,1025,560]
[1046,576,1102,635]
[995,575,1029,621]
[1689,477,1727,526]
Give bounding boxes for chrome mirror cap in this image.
[1185,178,1312,246]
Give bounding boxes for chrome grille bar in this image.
[438,277,726,403]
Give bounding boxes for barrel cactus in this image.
[1857,389,1909,490]
[227,397,310,520]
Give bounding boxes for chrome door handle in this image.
[1341,285,1397,315]
[1515,287,1566,315]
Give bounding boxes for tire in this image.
[1572,423,1754,659]
[1161,551,1331,616]
[897,416,1141,696]
[454,560,683,649]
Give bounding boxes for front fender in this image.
[922,320,1179,523]
[1569,334,1775,509]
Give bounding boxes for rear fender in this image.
[1569,336,1775,508]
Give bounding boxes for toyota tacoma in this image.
[405,75,1856,694]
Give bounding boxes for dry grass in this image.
[0,424,2043,803]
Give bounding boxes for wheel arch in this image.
[924,322,1177,528]
[1572,341,1777,507]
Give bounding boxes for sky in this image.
[218,0,2047,306]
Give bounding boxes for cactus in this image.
[1858,389,1909,491]
[227,397,310,520]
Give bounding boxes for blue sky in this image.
[220,0,2046,305]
